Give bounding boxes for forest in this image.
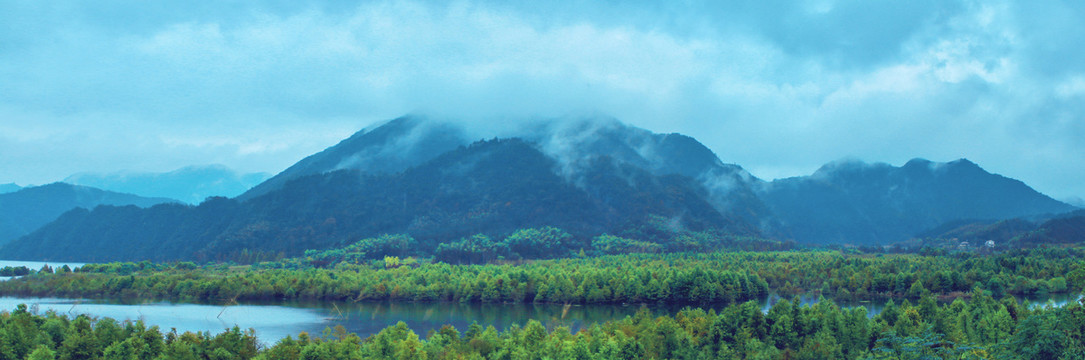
[3,233,1085,359]
[3,289,1084,359]
[1,248,1082,306]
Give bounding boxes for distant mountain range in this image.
[756,158,1076,245]
[0,183,20,194]
[1,116,1076,261]
[0,183,176,246]
[66,165,270,205]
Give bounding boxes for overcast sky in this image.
[2,0,1083,201]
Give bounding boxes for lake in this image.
[1,259,1080,343]
[0,296,654,344]
[2,292,1079,345]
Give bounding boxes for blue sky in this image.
[2,0,1083,201]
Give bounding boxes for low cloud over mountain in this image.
[1,117,1074,261]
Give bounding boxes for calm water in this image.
[1,258,1079,343]
[1,293,1079,344]
[0,297,651,344]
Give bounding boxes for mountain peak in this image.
[901,158,982,174]
[810,158,892,180]
[902,157,933,168]
[241,115,755,202]
[0,183,23,194]
[238,115,469,200]
[944,158,981,172]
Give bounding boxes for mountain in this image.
[2,116,1075,261]
[65,165,270,205]
[242,115,770,224]
[238,116,468,201]
[2,139,753,262]
[518,118,772,226]
[0,183,20,194]
[758,158,1077,245]
[0,183,177,246]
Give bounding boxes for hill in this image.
[907,209,1085,250]
[0,183,177,246]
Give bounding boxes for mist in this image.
[2,0,1083,200]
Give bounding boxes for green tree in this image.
[28,345,57,360]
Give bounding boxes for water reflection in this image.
[284,300,650,339]
[1,293,1080,344]
[0,297,323,343]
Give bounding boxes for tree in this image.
[905,280,929,299]
[28,345,56,360]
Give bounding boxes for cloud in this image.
[0,0,1083,200]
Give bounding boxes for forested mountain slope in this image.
[0,183,176,246]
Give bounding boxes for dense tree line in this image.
[0,255,770,305]
[4,291,1085,359]
[1,249,1081,307]
[1,266,32,277]
[302,227,787,266]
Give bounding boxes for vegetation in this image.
[904,212,1085,251]
[3,230,1083,359]
[1,266,32,277]
[301,225,787,266]
[1,248,1081,306]
[1,139,762,263]
[0,254,771,305]
[4,289,1085,359]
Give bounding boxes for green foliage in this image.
[434,234,511,264]
[0,266,31,276]
[1,252,775,305]
[304,234,418,267]
[5,275,1085,359]
[592,234,662,255]
[4,248,1083,308]
[505,227,578,259]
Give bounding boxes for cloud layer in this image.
[2,0,1083,200]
